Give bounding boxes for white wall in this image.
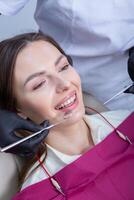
[0,0,38,40]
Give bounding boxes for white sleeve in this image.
[0,0,30,16]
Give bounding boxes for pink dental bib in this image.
[12,112,134,200]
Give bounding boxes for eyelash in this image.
[33,80,46,90]
[59,64,69,72]
[32,64,70,90]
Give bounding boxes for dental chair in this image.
[0,153,23,200]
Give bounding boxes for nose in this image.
[54,75,71,93]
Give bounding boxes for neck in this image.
[45,118,94,155]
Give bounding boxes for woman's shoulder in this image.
[86,110,131,126]
[84,110,131,144]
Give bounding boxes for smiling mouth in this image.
[55,93,77,110]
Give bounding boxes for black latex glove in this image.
[128,47,134,82]
[0,109,49,157]
[124,48,134,94]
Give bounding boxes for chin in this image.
[48,96,85,126]
[62,106,85,126]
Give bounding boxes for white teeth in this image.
[56,94,76,110]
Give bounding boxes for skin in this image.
[13,40,94,155]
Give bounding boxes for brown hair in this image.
[0,32,69,111]
[0,32,72,189]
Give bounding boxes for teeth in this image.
[56,94,76,110]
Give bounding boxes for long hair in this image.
[0,32,72,189]
[0,32,68,111]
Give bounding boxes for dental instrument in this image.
[0,120,64,153]
[104,83,134,105]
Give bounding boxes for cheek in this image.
[70,68,83,100]
[17,94,54,122]
[67,67,81,86]
[70,69,85,110]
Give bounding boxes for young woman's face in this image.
[14,40,85,126]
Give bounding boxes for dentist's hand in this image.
[128,47,134,82]
[0,109,49,157]
[124,47,134,94]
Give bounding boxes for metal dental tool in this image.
[103,83,134,105]
[0,120,65,153]
[104,57,134,105]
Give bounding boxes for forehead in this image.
[14,40,62,80]
[16,40,61,68]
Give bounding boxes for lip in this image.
[55,90,79,112]
[60,96,78,112]
[55,91,76,108]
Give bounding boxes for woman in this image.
[0,32,133,200]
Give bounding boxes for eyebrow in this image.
[24,55,65,86]
[55,54,64,66]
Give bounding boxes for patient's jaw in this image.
[13,40,85,127]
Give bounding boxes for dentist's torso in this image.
[35,0,134,110]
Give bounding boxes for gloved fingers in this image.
[9,120,49,154]
[128,59,134,82]
[0,131,24,147]
[128,47,134,82]
[7,145,34,158]
[25,122,50,146]
[8,135,46,158]
[0,108,50,157]
[10,119,49,143]
[16,116,42,132]
[28,128,49,145]
[129,47,134,56]
[24,120,50,141]
[0,110,40,133]
[40,120,50,128]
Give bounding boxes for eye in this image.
[59,64,70,72]
[32,80,46,90]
